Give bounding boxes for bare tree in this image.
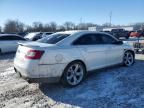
[57,25,65,31]
[102,23,111,28]
[77,23,88,30]
[79,23,96,30]
[131,22,144,30]
[3,20,100,33]
[63,22,75,30]
[49,22,57,32]
[3,20,25,33]
[32,22,44,32]
[0,26,2,33]
[25,22,57,32]
[25,25,33,32]
[43,24,50,32]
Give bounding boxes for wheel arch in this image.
[67,59,87,71]
[124,49,135,58]
[61,59,87,77]
[71,59,87,71]
[60,59,87,86]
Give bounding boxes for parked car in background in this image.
[130,31,140,37]
[17,32,28,37]
[103,31,111,34]
[137,30,144,37]
[24,32,53,41]
[0,34,27,53]
[5,32,28,37]
[111,29,129,39]
[42,32,54,37]
[14,31,135,87]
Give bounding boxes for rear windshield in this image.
[37,33,70,44]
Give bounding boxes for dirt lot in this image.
[0,53,144,108]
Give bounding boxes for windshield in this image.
[37,33,70,44]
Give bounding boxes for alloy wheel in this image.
[124,51,134,66]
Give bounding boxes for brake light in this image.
[25,50,44,59]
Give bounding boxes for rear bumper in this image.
[14,59,67,83]
[14,67,60,83]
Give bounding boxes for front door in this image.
[73,33,108,71]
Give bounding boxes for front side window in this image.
[100,34,117,44]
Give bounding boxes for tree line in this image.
[0,20,144,33]
[0,20,97,33]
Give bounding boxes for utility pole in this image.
[80,17,82,24]
[79,17,83,30]
[109,11,112,27]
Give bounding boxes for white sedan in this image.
[0,34,27,53]
[14,31,135,86]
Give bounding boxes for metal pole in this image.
[110,11,112,27]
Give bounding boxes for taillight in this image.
[25,50,44,59]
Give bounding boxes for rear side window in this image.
[46,33,53,35]
[73,34,103,45]
[0,36,9,40]
[38,33,70,44]
[10,36,26,40]
[99,34,117,44]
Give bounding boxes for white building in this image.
[88,26,134,32]
[88,27,103,32]
[103,26,134,31]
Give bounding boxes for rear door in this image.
[73,33,108,71]
[0,36,26,53]
[9,36,26,51]
[0,36,14,53]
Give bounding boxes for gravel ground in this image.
[0,53,144,108]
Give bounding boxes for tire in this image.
[123,51,134,66]
[0,49,1,54]
[142,50,144,54]
[61,61,86,87]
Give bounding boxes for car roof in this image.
[28,32,41,34]
[0,34,21,37]
[57,30,112,35]
[57,30,85,34]
[44,32,54,33]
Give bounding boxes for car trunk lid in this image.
[15,42,56,62]
[18,41,55,48]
